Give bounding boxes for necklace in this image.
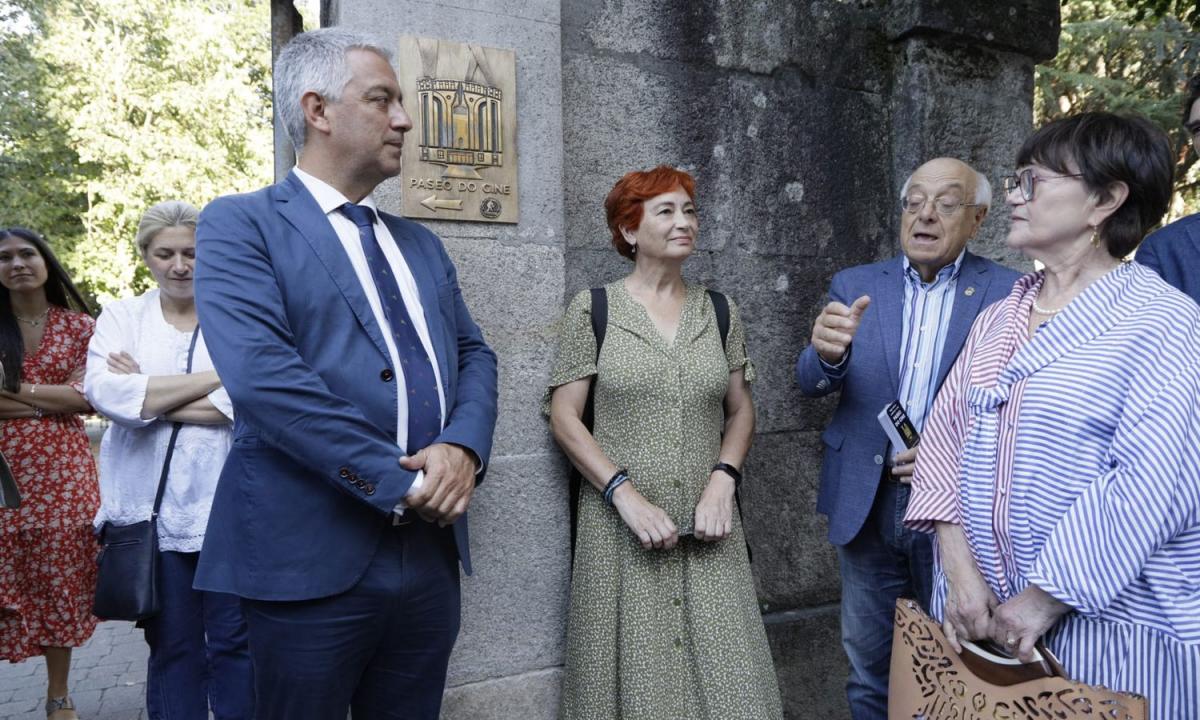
[1031,300,1064,316]
[14,308,49,327]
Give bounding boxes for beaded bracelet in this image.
[602,469,631,506]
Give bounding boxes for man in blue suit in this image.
[795,158,1020,720]
[1137,73,1200,303]
[193,28,498,720]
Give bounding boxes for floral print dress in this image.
[0,306,100,662]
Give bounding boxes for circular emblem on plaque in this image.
[480,198,502,219]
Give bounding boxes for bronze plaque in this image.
[396,36,518,224]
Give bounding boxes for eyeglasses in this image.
[900,194,982,216]
[1002,168,1083,202]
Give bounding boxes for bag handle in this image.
[150,328,202,520]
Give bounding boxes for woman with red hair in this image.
[545,166,781,718]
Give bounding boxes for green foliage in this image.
[1106,0,1200,29]
[0,3,90,255]
[0,0,272,304]
[1040,1,1199,218]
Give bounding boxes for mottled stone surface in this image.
[744,431,840,612]
[449,453,570,686]
[766,604,848,720]
[442,668,562,720]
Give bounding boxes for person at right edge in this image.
[906,113,1200,719]
[546,165,781,719]
[795,158,1019,719]
[1136,72,1200,302]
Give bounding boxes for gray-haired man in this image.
[194,28,497,720]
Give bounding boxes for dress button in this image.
[672,480,681,489]
[672,598,682,607]
[380,369,394,382]
[874,454,884,465]
[674,637,683,648]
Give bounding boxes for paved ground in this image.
[0,621,148,720]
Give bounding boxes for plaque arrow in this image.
[420,195,464,212]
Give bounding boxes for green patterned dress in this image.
[544,281,782,720]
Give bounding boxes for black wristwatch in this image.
[711,462,742,487]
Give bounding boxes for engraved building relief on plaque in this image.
[397,36,518,224]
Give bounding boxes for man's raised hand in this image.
[811,295,870,365]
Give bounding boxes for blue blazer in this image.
[192,172,498,601]
[1136,213,1200,305]
[794,252,1019,546]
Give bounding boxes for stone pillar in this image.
[323,2,569,717]
[269,0,303,181]
[887,0,1060,266]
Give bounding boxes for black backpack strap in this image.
[570,288,608,560]
[707,289,730,351]
[590,287,608,359]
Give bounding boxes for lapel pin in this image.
[964,286,976,297]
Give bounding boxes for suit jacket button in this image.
[874,454,884,465]
[365,485,376,495]
[817,378,829,390]
[339,467,350,478]
[380,369,394,382]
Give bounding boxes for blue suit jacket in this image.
[794,252,1019,546]
[192,172,498,601]
[1136,213,1200,305]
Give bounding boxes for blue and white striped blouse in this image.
[906,262,1200,719]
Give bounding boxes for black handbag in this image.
[93,329,199,621]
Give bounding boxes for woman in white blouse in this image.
[85,201,253,720]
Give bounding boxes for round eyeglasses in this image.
[1002,168,1083,202]
[900,194,981,217]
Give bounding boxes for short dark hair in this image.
[0,227,92,391]
[1016,112,1174,258]
[1184,73,1200,126]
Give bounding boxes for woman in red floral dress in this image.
[0,227,98,720]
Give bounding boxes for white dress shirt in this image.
[294,167,449,502]
[86,289,233,552]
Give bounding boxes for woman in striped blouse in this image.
[905,112,1200,718]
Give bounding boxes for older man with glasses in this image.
[1136,73,1200,302]
[795,157,1020,719]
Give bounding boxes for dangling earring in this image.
[1089,226,1100,248]
[630,243,637,255]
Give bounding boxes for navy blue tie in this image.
[338,203,442,454]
